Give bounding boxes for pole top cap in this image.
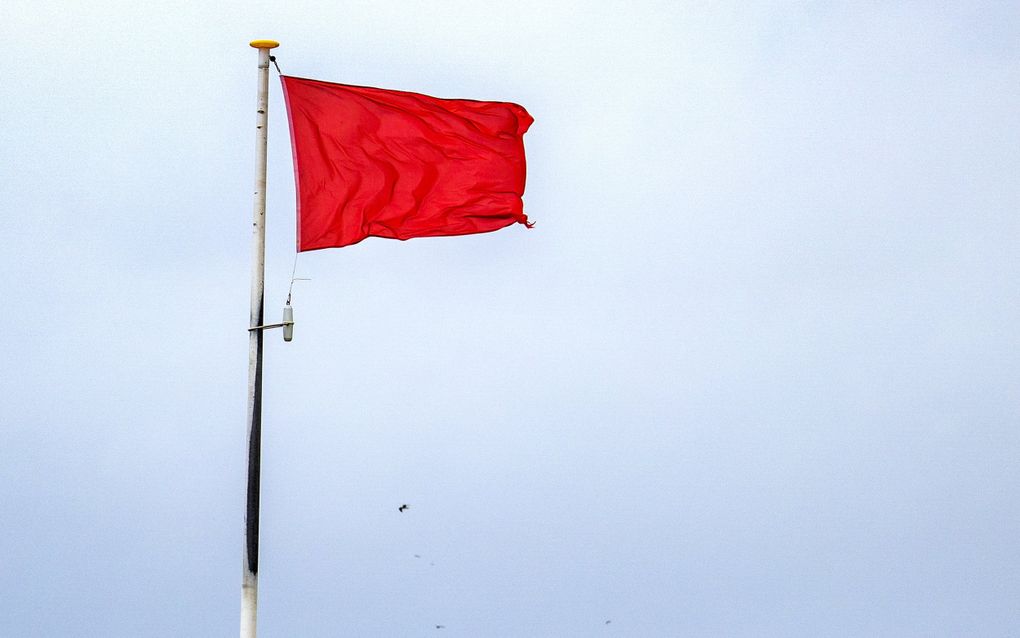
[249,40,280,49]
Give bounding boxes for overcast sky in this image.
[2,2,1019,636]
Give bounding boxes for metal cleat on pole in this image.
[247,304,295,342]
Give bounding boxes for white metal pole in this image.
[242,38,278,638]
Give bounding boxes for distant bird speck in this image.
[398,504,409,512]
[605,619,612,624]
[414,554,421,558]
[435,625,445,629]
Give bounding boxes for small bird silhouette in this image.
[435,625,445,629]
[398,504,409,512]
[605,620,612,625]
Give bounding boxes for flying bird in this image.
[398,504,409,512]
[435,625,445,629]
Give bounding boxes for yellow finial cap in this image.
[249,40,280,49]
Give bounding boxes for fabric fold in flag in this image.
[280,75,534,251]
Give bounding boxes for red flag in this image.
[280,75,533,251]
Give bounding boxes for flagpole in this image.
[242,38,278,638]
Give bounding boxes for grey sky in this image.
[2,1,1018,636]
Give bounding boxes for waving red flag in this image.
[280,75,533,251]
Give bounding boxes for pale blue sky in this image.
[1,2,1019,636]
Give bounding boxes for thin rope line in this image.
[286,251,299,305]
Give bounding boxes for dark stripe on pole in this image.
[246,299,264,575]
